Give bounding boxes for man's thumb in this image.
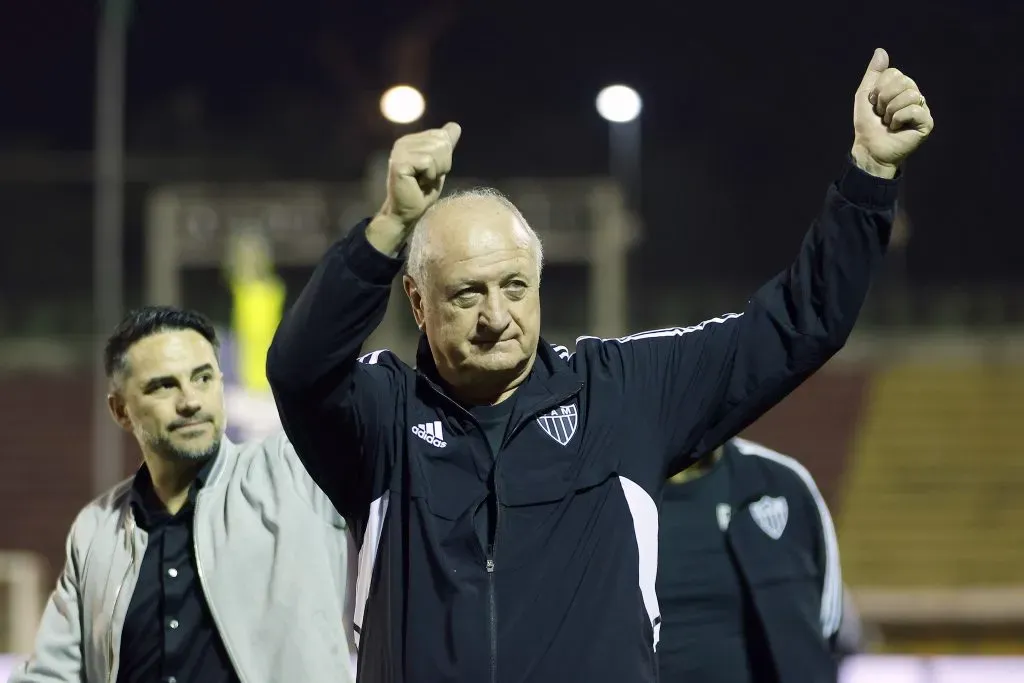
[442,122,462,148]
[858,48,889,91]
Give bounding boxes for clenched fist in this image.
[381,122,462,226]
[365,122,462,256]
[851,49,934,179]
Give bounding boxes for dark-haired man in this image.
[11,306,357,683]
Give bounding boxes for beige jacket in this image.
[8,432,357,683]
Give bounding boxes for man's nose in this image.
[177,389,202,415]
[479,296,511,331]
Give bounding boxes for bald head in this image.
[405,189,543,287]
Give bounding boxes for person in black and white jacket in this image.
[657,437,844,683]
[266,49,932,683]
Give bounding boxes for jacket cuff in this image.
[836,156,901,210]
[340,218,406,285]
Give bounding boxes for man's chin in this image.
[174,448,217,463]
[461,349,536,384]
[468,349,524,370]
[164,437,221,463]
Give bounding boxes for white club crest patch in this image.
[716,503,732,531]
[536,404,578,446]
[749,495,788,540]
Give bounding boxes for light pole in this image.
[589,84,643,338]
[92,0,130,495]
[364,85,427,360]
[596,84,643,211]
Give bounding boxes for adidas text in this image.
[412,422,447,448]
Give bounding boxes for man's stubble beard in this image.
[136,423,222,464]
[160,434,221,463]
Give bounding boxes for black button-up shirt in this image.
[116,458,240,683]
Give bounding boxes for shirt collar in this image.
[129,455,216,528]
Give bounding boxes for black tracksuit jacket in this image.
[657,438,844,683]
[266,159,898,683]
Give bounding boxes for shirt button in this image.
[169,619,179,629]
[167,568,178,578]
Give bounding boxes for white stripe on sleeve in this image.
[732,437,843,637]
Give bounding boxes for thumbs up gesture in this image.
[383,122,463,227]
[364,122,462,257]
[851,49,934,178]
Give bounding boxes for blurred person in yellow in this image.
[9,306,357,683]
[225,229,285,393]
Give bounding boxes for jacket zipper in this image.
[486,552,498,683]
[107,513,137,683]
[193,493,249,683]
[486,485,503,683]
[419,374,583,683]
[485,386,581,683]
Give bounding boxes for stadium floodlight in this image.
[595,85,642,123]
[380,85,426,125]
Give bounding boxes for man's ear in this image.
[107,391,132,432]
[404,274,426,331]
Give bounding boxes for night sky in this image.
[1,0,1021,331]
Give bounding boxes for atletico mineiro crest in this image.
[749,495,789,540]
[536,404,578,446]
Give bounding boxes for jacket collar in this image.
[127,436,236,517]
[128,455,212,526]
[414,333,584,423]
[204,436,235,488]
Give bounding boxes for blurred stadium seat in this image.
[0,551,45,655]
[743,334,1024,654]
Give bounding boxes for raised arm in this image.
[582,49,933,476]
[9,524,86,683]
[266,122,462,521]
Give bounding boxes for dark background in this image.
[1,0,1021,336]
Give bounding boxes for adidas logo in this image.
[412,420,447,448]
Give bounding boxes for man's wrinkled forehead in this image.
[426,204,532,255]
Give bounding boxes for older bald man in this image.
[267,49,933,683]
